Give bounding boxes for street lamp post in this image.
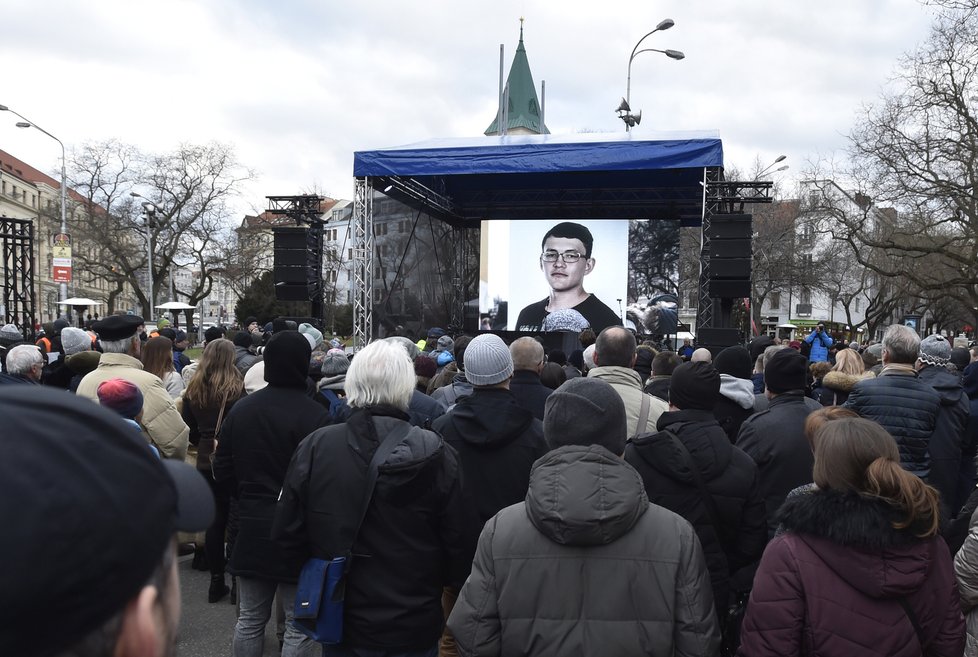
[130,192,156,318]
[618,20,684,131]
[0,104,69,304]
[755,154,789,180]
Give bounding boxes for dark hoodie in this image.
[739,489,965,657]
[918,364,972,516]
[274,407,471,651]
[624,408,767,613]
[432,388,547,536]
[212,331,331,581]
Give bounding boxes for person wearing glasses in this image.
[515,222,622,333]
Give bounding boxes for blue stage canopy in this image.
[353,131,723,226]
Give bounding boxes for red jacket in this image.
[739,489,964,657]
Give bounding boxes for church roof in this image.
[485,21,550,136]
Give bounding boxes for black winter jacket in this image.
[432,388,547,537]
[507,370,553,421]
[843,366,941,480]
[274,407,472,651]
[918,364,972,516]
[736,392,816,538]
[625,409,767,613]
[212,385,331,581]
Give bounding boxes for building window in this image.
[348,248,353,260]
[854,298,861,312]
[769,292,780,310]
[800,288,811,305]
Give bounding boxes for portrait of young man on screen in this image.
[514,222,622,333]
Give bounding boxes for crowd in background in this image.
[5,314,978,657]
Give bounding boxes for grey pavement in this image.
[175,554,282,657]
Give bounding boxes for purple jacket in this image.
[739,489,964,657]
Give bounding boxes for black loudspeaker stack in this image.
[273,227,323,303]
[700,214,753,353]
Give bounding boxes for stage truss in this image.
[1,216,36,340]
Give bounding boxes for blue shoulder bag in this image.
[292,421,407,644]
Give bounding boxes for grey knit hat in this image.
[464,334,514,386]
[544,377,627,455]
[61,327,91,356]
[0,324,21,341]
[919,334,951,367]
[321,352,349,377]
[435,335,455,352]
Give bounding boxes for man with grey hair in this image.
[448,376,719,654]
[76,315,189,460]
[274,339,470,656]
[844,324,942,481]
[0,344,43,385]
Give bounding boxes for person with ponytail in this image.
[738,417,964,656]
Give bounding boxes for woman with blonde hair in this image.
[740,418,964,656]
[812,347,873,406]
[141,335,184,398]
[181,338,245,603]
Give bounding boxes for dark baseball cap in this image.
[0,386,214,657]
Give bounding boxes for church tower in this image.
[485,19,550,136]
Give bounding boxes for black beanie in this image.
[262,331,311,388]
[232,331,252,349]
[669,361,720,411]
[764,349,808,393]
[749,336,775,363]
[714,345,752,380]
[544,378,627,456]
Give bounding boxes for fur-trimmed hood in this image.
[822,369,875,393]
[778,488,937,598]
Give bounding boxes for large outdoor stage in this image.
[349,131,765,349]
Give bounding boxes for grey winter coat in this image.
[447,444,720,657]
[954,506,978,657]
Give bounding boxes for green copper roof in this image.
[485,22,550,136]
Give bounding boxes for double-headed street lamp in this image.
[755,154,789,180]
[0,104,69,303]
[617,19,685,131]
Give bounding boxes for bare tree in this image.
[68,141,250,320]
[821,7,978,333]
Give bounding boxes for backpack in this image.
[319,388,349,422]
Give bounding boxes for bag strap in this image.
[214,389,231,436]
[346,416,411,557]
[631,393,651,441]
[897,597,927,649]
[665,428,730,546]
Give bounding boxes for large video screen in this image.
[480,219,629,333]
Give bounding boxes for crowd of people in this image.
[5,314,978,657]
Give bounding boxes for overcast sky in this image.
[0,0,934,216]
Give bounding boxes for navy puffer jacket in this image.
[843,367,941,479]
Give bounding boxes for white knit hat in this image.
[61,327,91,356]
[464,334,514,386]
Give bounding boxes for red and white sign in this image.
[51,233,72,283]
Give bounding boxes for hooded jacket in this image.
[274,407,471,651]
[212,331,331,581]
[76,353,189,460]
[430,370,474,408]
[736,392,816,538]
[713,373,756,443]
[588,365,668,438]
[844,366,942,480]
[918,364,973,517]
[447,445,720,657]
[625,409,767,614]
[739,489,965,657]
[432,387,547,555]
[813,369,875,406]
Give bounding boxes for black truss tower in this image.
[1,216,36,340]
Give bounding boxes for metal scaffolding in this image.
[1,216,36,340]
[352,178,374,350]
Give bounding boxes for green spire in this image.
[485,19,550,136]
